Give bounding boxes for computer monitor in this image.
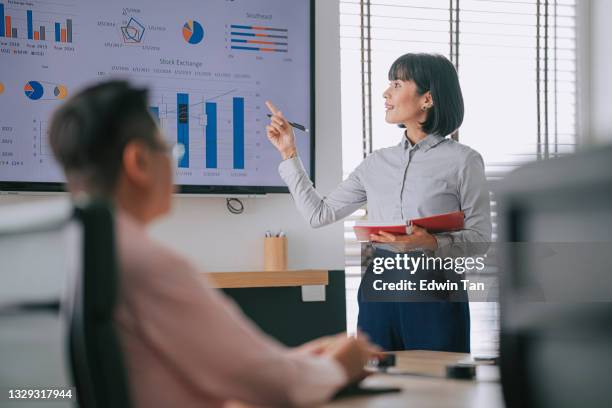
[0,0,314,194]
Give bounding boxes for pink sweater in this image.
[114,212,346,407]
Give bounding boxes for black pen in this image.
[266,114,309,133]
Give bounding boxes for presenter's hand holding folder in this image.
[353,211,464,242]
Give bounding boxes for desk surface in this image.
[206,270,328,289]
[325,350,504,408]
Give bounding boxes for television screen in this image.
[0,0,313,194]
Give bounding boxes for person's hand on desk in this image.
[265,101,297,160]
[370,224,439,251]
[292,334,338,356]
[295,333,383,383]
[326,335,382,384]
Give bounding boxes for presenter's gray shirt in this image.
[278,133,492,252]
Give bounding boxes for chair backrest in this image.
[0,199,76,407]
[67,200,131,408]
[0,198,132,408]
[496,145,612,408]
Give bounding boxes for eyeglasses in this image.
[171,143,185,164]
[151,140,186,166]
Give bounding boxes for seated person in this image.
[48,81,379,408]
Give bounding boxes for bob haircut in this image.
[388,53,464,137]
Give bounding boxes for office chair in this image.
[0,199,132,408]
[497,145,612,408]
[67,199,132,408]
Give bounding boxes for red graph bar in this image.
[61,27,66,42]
[33,31,39,40]
[5,15,10,37]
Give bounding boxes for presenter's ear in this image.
[422,91,433,107]
[121,140,152,188]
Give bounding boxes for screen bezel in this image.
[0,0,315,195]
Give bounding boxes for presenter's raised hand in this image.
[265,101,297,160]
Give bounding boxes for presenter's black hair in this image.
[49,80,160,193]
[388,53,464,137]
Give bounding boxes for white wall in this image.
[578,0,612,144]
[0,0,346,272]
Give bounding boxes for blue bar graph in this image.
[205,102,217,169]
[149,106,159,122]
[233,97,244,169]
[26,10,32,39]
[54,22,60,41]
[0,4,4,38]
[177,93,189,168]
[231,32,257,37]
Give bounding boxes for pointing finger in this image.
[265,100,280,114]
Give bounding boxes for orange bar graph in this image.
[34,31,39,40]
[5,15,10,37]
[61,28,66,42]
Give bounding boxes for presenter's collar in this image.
[401,133,446,152]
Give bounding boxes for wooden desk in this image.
[325,351,504,408]
[206,270,328,289]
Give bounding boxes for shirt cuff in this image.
[434,233,453,256]
[278,156,306,179]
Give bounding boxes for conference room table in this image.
[228,350,505,408]
[325,350,505,408]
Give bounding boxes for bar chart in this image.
[205,102,217,168]
[149,92,249,171]
[0,2,73,42]
[54,18,73,43]
[229,24,288,53]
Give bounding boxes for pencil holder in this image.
[264,236,288,271]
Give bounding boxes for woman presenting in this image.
[265,53,491,352]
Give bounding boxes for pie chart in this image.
[0,82,5,95]
[182,20,204,44]
[54,85,68,99]
[24,81,44,100]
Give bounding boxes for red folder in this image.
[353,211,464,242]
